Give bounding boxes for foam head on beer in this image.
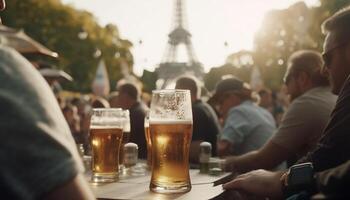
[150,89,193,122]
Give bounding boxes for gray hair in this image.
[287,50,329,86]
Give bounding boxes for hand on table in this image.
[222,169,284,199]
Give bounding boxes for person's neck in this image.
[299,82,314,95]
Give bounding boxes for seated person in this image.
[116,82,149,159]
[224,50,337,173]
[175,76,221,163]
[210,77,276,157]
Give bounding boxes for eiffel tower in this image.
[156,0,203,88]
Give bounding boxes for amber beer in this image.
[149,121,193,193]
[90,126,123,182]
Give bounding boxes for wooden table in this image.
[88,169,228,200]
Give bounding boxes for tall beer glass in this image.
[90,108,124,183]
[149,90,193,193]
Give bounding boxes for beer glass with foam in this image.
[90,108,124,183]
[149,90,193,193]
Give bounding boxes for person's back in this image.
[272,86,336,166]
[211,77,276,157]
[192,99,221,156]
[223,100,276,155]
[175,76,221,161]
[129,100,149,159]
[0,46,94,199]
[117,83,149,159]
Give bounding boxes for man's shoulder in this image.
[230,101,263,115]
[193,100,213,112]
[298,87,336,103]
[290,87,336,111]
[0,45,19,55]
[0,46,27,71]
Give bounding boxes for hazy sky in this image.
[61,0,320,76]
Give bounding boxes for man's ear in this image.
[297,71,310,86]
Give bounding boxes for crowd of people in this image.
[1,0,350,198]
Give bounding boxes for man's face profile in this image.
[323,31,350,95]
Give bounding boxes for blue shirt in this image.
[220,100,276,155]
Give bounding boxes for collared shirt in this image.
[220,100,276,155]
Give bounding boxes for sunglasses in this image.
[322,42,349,69]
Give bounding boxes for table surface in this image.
[87,169,228,200]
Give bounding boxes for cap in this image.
[210,77,246,103]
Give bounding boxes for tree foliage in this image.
[205,0,350,91]
[1,0,133,92]
[2,1,350,93]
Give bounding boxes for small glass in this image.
[123,143,138,168]
[199,142,212,174]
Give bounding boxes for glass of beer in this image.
[149,89,193,194]
[90,108,124,183]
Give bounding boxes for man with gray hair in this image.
[225,50,337,173]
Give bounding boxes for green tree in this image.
[1,0,133,92]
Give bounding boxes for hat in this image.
[209,77,247,103]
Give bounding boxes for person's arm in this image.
[44,174,95,200]
[225,140,292,172]
[222,169,285,199]
[217,109,249,157]
[316,160,350,196]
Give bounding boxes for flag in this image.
[92,60,110,96]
